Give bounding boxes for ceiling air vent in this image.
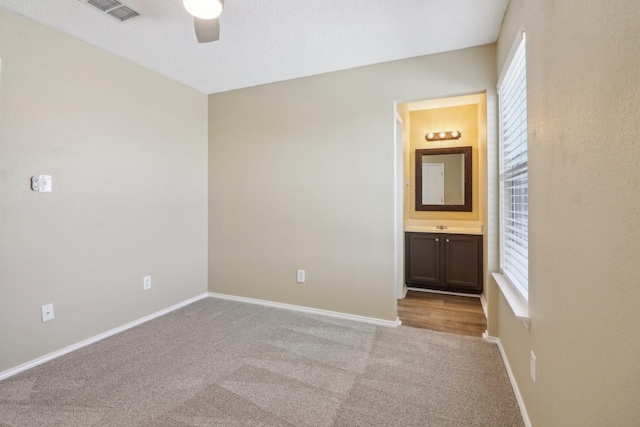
[79,0,141,23]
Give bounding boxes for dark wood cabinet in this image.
[405,232,483,294]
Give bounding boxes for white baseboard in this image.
[407,287,481,298]
[483,333,532,427]
[0,293,209,381]
[208,292,401,327]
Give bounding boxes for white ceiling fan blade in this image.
[194,17,220,43]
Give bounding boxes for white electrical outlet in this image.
[530,351,537,383]
[41,303,55,322]
[143,275,152,290]
[296,269,305,283]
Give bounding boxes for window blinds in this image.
[499,35,529,299]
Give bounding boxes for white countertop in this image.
[404,220,483,235]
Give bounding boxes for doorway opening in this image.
[393,93,491,330]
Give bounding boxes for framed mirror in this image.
[415,146,472,211]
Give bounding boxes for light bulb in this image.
[451,131,459,138]
[183,0,223,19]
[427,133,435,140]
[439,132,446,139]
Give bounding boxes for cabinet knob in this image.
[435,238,439,242]
[446,239,450,242]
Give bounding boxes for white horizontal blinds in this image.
[499,35,529,299]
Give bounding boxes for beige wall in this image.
[408,104,480,221]
[494,0,640,425]
[0,9,209,373]
[208,45,497,321]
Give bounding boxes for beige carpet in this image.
[0,298,523,426]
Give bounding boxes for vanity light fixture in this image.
[425,131,462,141]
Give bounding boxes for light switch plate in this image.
[143,275,152,290]
[39,175,52,192]
[42,303,55,322]
[31,175,52,192]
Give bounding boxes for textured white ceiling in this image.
[0,0,509,94]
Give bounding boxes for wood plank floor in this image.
[398,290,487,337]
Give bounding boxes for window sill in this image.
[492,272,530,329]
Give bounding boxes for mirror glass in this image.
[415,146,472,212]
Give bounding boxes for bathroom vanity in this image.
[405,230,483,294]
[406,144,483,294]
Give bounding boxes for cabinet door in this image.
[405,233,441,286]
[443,234,481,292]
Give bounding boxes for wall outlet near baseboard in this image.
[530,350,537,383]
[296,269,305,283]
[42,304,55,322]
[143,275,152,290]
